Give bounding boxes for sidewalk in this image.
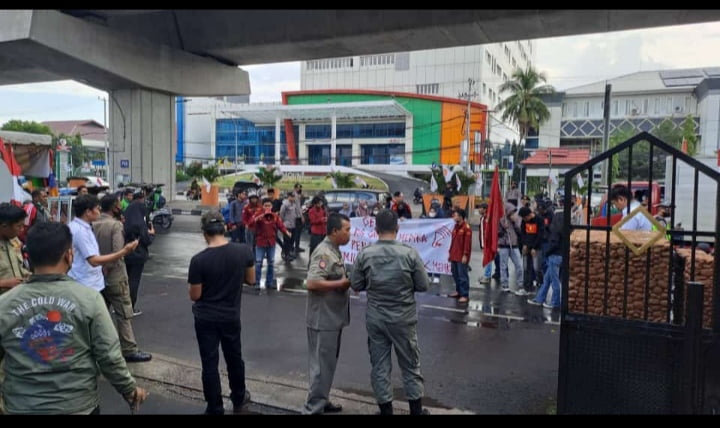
[100,353,473,415]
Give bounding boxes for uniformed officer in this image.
[0,203,31,414]
[303,212,351,415]
[350,209,431,415]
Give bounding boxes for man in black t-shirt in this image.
[187,211,255,415]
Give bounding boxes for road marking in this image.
[420,304,467,314]
[421,304,526,321]
[144,273,187,280]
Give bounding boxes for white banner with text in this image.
[340,217,455,275]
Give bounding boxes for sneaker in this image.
[132,308,143,317]
[479,277,490,284]
[432,276,440,284]
[501,286,511,293]
[527,299,542,306]
[543,302,558,309]
[514,289,528,296]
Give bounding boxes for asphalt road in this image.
[123,214,560,414]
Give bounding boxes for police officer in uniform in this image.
[350,209,431,415]
[302,213,351,414]
[0,203,30,414]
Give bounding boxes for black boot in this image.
[409,398,425,415]
[378,401,393,415]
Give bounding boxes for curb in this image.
[128,353,472,415]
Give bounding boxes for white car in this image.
[83,176,110,188]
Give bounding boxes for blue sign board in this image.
[120,159,130,168]
[92,160,105,167]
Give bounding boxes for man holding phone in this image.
[252,198,291,290]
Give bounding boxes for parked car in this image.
[231,180,262,197]
[312,189,391,214]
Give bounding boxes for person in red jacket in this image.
[308,196,328,257]
[242,194,264,253]
[448,208,472,303]
[253,198,291,290]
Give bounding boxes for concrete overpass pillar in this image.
[109,89,176,199]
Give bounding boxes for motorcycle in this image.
[149,207,174,231]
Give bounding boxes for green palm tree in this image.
[326,171,356,188]
[496,65,555,146]
[256,166,282,188]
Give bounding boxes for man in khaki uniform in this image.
[350,209,430,415]
[92,195,151,363]
[302,213,351,415]
[0,203,30,414]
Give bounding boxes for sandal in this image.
[448,292,460,298]
[457,296,469,303]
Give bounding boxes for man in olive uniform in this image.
[350,209,430,415]
[0,203,30,414]
[302,213,351,415]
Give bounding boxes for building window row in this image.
[305,122,406,139]
[359,54,395,67]
[562,96,693,118]
[416,83,439,95]
[307,57,354,71]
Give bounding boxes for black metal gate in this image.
[558,132,720,414]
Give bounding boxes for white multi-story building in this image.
[300,41,536,146]
[538,68,720,158]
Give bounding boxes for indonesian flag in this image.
[0,137,27,206]
[482,166,504,266]
[681,138,688,154]
[430,174,438,192]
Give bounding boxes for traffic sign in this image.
[120,159,130,168]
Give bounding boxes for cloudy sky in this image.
[1,21,719,127]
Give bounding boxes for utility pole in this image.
[602,84,612,187]
[99,96,110,188]
[458,78,478,174]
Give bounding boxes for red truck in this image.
[591,181,662,227]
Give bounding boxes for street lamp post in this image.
[99,96,111,188]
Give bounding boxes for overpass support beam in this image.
[109,89,176,199]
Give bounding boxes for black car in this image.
[232,180,262,197]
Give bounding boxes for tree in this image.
[680,115,699,156]
[496,66,555,149]
[256,166,282,188]
[1,120,53,135]
[201,165,220,183]
[186,161,203,179]
[325,171,355,188]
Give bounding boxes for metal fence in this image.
[557,131,720,414]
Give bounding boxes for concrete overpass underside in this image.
[1,9,719,197]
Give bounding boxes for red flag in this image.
[681,138,688,154]
[0,137,22,176]
[482,166,504,266]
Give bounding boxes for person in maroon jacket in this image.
[308,196,328,258]
[242,194,264,253]
[448,208,472,303]
[253,198,291,290]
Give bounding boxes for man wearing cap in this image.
[654,200,671,229]
[188,211,255,414]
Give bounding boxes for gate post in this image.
[679,282,705,413]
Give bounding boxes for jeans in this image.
[534,254,562,307]
[255,245,275,287]
[231,225,245,243]
[450,261,469,297]
[499,247,523,291]
[194,317,246,414]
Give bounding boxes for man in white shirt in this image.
[68,195,138,291]
[610,185,653,231]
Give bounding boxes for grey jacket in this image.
[498,214,521,248]
[279,199,299,229]
[350,240,429,324]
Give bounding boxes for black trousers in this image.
[194,317,246,415]
[126,262,145,308]
[292,218,303,250]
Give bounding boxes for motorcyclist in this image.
[413,187,423,203]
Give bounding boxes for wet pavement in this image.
[116,214,560,414]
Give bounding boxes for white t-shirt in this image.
[620,200,653,231]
